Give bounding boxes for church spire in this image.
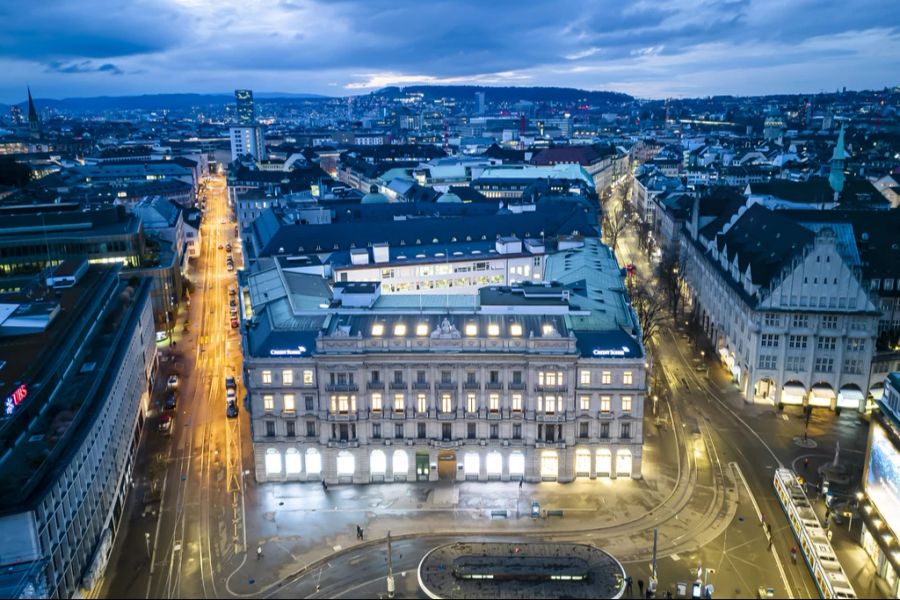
[27,86,41,140]
[829,123,846,199]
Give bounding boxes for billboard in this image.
[866,424,900,535]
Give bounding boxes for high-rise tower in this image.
[235,89,255,125]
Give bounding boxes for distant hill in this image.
[6,92,329,113]
[375,85,634,105]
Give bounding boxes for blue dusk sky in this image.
[1,0,898,102]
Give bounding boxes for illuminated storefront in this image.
[859,415,900,598]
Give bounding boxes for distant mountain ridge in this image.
[2,92,329,113]
[375,85,634,105]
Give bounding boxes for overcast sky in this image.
[1,0,898,103]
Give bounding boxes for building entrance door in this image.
[437,450,457,480]
[416,451,430,481]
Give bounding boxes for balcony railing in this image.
[412,381,430,390]
[367,381,385,390]
[325,383,358,392]
[508,382,526,390]
[389,381,406,390]
[463,381,480,390]
[486,382,503,390]
[437,381,456,390]
[534,384,568,393]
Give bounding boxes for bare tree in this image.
[601,203,627,253]
[630,280,667,347]
[655,243,686,318]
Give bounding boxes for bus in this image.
[773,468,856,599]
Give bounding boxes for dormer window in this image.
[487,324,500,336]
[372,324,384,336]
[510,323,523,337]
[416,323,429,336]
[394,324,407,336]
[465,324,478,336]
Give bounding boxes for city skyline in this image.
[1,0,899,103]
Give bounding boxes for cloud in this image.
[0,0,897,101]
[45,60,123,75]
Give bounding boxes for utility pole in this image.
[386,530,395,599]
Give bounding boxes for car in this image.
[158,414,174,435]
[167,375,179,389]
[226,402,239,419]
[230,307,238,316]
[228,287,236,296]
[165,393,177,410]
[229,298,237,308]
[226,263,234,272]
[225,244,232,252]
[220,218,226,225]
[231,318,239,328]
[225,376,237,390]
[218,243,224,249]
[226,387,237,402]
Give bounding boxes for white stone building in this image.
[243,238,647,484]
[682,202,880,411]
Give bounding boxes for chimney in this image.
[372,242,390,263]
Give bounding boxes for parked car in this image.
[231,318,239,328]
[226,402,239,419]
[165,393,177,410]
[229,298,237,308]
[218,243,224,249]
[225,244,232,252]
[228,287,236,296]
[158,414,174,435]
[167,375,179,389]
[226,263,234,272]
[225,376,237,390]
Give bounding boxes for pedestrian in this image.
[804,457,809,470]
[322,480,328,492]
[356,524,362,540]
[359,527,364,540]
[768,537,773,551]
[827,529,833,542]
[791,546,797,564]
[256,545,262,560]
[638,578,644,595]
[625,575,633,596]
[665,590,673,599]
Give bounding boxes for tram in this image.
[773,468,856,599]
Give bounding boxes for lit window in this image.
[417,393,427,413]
[394,323,407,336]
[371,393,382,412]
[510,323,523,336]
[601,371,611,385]
[394,394,405,412]
[487,323,500,336]
[372,324,384,336]
[511,394,523,411]
[580,370,591,385]
[416,323,429,336]
[263,395,274,411]
[262,370,272,384]
[489,394,500,412]
[303,370,313,385]
[623,371,633,385]
[622,396,632,413]
[580,395,590,410]
[466,393,477,413]
[542,324,554,335]
[284,394,295,412]
[600,396,611,412]
[465,324,478,336]
[442,394,453,413]
[282,370,293,385]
